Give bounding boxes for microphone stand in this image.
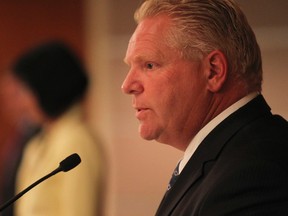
[0,153,80,212]
[0,167,61,212]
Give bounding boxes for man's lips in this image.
[134,107,149,119]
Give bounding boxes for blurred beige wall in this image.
[84,1,288,216]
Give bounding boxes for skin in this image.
[122,15,247,151]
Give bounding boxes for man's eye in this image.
[146,63,154,69]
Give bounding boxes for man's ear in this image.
[204,50,228,92]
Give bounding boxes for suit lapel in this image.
[155,95,271,216]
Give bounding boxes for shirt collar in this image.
[179,92,259,173]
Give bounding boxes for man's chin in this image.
[140,133,155,141]
[139,125,157,141]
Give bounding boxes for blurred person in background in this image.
[122,0,288,215]
[0,41,105,216]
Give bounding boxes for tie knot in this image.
[173,168,179,176]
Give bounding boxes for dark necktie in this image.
[167,161,181,191]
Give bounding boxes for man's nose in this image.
[121,72,143,95]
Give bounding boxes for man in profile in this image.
[122,0,288,215]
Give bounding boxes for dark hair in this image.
[12,41,88,118]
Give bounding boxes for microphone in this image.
[0,153,81,212]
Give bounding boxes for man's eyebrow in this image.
[123,48,167,67]
[123,54,143,66]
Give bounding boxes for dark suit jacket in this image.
[156,95,288,216]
